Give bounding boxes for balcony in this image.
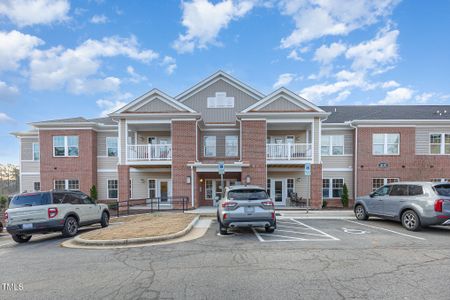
[127,144,172,163]
[266,143,312,161]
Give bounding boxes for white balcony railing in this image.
[127,144,172,161]
[266,143,312,160]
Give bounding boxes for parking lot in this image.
[1,215,450,299]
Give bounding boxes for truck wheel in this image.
[11,234,32,243]
[265,226,275,233]
[100,211,109,228]
[62,216,79,237]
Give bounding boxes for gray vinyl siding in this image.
[259,96,305,112]
[21,174,40,193]
[322,156,353,169]
[21,137,39,160]
[200,130,240,159]
[134,98,180,113]
[323,171,354,199]
[321,129,354,155]
[267,130,307,143]
[267,171,309,199]
[182,79,259,123]
[97,172,118,200]
[136,131,171,145]
[97,131,118,156]
[21,161,40,173]
[98,157,118,169]
[416,127,450,155]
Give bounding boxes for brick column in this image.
[310,164,323,209]
[118,165,130,208]
[241,120,267,188]
[172,120,197,208]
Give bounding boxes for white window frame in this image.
[53,136,79,157]
[33,182,40,192]
[429,133,450,155]
[431,178,450,183]
[204,136,216,157]
[322,178,344,199]
[372,133,400,155]
[32,142,40,161]
[321,135,344,156]
[205,180,214,200]
[207,92,234,108]
[372,178,400,191]
[148,179,157,199]
[54,179,80,191]
[225,135,238,157]
[287,178,295,196]
[106,137,118,157]
[107,179,118,199]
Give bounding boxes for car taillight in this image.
[222,201,238,210]
[435,199,444,212]
[223,213,228,220]
[262,201,274,208]
[271,212,275,219]
[4,211,8,223]
[48,207,58,219]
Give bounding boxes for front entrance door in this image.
[269,179,287,206]
[148,179,172,205]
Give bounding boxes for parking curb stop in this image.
[72,215,200,247]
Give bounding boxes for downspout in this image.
[348,121,358,202]
[195,117,202,162]
[193,117,202,208]
[237,118,242,162]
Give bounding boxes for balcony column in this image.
[118,118,127,165]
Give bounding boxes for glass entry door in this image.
[268,179,287,206]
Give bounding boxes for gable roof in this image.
[242,88,326,113]
[321,105,450,123]
[111,88,197,115]
[175,70,264,103]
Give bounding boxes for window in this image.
[32,143,40,161]
[228,189,268,200]
[205,180,213,199]
[372,178,399,191]
[148,179,156,198]
[373,133,400,155]
[54,179,79,191]
[129,179,133,199]
[204,136,216,157]
[408,185,423,196]
[33,182,40,191]
[266,179,271,196]
[54,180,66,190]
[373,185,391,196]
[389,185,408,196]
[287,178,294,197]
[431,178,450,183]
[429,133,450,154]
[286,136,295,144]
[225,136,238,157]
[106,137,118,157]
[68,180,79,190]
[107,180,118,199]
[322,178,344,198]
[207,92,234,108]
[53,136,79,157]
[321,135,344,156]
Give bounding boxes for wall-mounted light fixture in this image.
[245,175,251,185]
[296,178,301,183]
[199,178,204,183]
[186,176,191,184]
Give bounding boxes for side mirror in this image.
[369,192,375,198]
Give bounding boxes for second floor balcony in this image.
[127,144,172,162]
[266,143,312,161]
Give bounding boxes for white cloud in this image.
[381,80,400,88]
[279,0,399,48]
[0,0,70,27]
[415,92,433,103]
[0,112,14,123]
[173,0,257,53]
[161,56,177,75]
[90,14,108,24]
[273,73,296,89]
[96,92,133,116]
[345,28,399,72]
[313,42,347,65]
[287,49,303,61]
[29,36,158,94]
[0,81,19,99]
[0,30,43,72]
[126,66,147,83]
[378,87,414,105]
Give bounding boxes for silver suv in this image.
[217,185,276,235]
[5,191,110,243]
[354,182,450,231]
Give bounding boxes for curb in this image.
[73,215,200,247]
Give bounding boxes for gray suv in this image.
[354,182,450,231]
[217,185,276,235]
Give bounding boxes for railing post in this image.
[287,144,291,160]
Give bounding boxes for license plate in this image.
[245,206,255,214]
[22,223,33,230]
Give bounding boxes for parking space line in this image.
[290,219,340,241]
[252,228,265,242]
[259,233,307,241]
[345,220,426,241]
[275,229,326,237]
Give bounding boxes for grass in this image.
[79,213,197,240]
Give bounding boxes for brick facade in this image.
[39,129,97,195]
[357,127,450,196]
[241,120,267,188]
[310,164,323,209]
[118,165,130,205]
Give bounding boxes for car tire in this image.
[401,210,421,231]
[355,205,369,221]
[11,234,32,243]
[219,221,228,235]
[62,216,79,237]
[265,226,275,233]
[100,211,109,228]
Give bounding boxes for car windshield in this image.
[434,184,450,196]
[228,189,268,200]
[9,193,51,208]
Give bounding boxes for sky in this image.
[1,0,450,164]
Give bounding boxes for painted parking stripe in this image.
[275,229,327,237]
[345,219,426,241]
[290,219,340,241]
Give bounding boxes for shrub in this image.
[322,200,328,209]
[341,183,349,208]
[0,196,6,209]
[90,185,98,202]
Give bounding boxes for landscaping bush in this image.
[90,185,98,202]
[341,183,349,208]
[0,196,6,209]
[322,200,328,209]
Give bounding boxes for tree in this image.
[341,183,349,208]
[90,185,98,202]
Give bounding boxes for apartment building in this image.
[12,71,450,209]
